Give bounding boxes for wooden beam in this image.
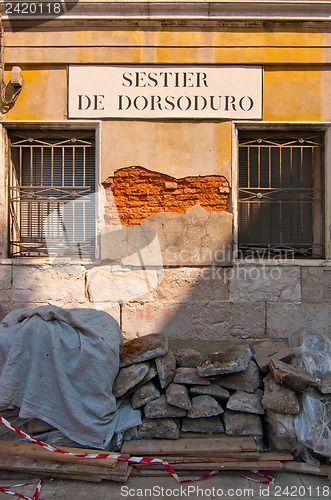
[0,442,118,468]
[121,437,259,456]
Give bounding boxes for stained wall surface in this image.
[1,21,330,340]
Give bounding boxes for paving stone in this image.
[224,410,263,436]
[174,367,211,385]
[197,345,252,377]
[156,351,176,388]
[138,418,180,439]
[144,394,187,418]
[112,361,150,398]
[187,395,224,418]
[189,384,230,402]
[270,359,318,392]
[119,333,168,367]
[175,348,204,368]
[216,360,262,393]
[318,374,331,394]
[181,416,224,434]
[166,383,192,410]
[131,381,161,409]
[226,389,265,415]
[252,340,295,372]
[262,374,300,414]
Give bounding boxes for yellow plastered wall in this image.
[2,26,331,182]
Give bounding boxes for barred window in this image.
[238,132,324,259]
[8,130,96,258]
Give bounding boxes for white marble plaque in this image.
[68,65,263,119]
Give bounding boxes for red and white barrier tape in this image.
[0,480,43,500]
[240,471,274,485]
[0,415,274,499]
[0,415,219,494]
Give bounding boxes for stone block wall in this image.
[1,166,329,343]
[1,261,331,344]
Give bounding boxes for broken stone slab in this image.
[141,362,158,384]
[187,395,224,418]
[226,389,265,415]
[175,348,204,368]
[318,374,331,394]
[197,346,252,377]
[113,361,150,398]
[144,394,187,418]
[262,374,300,414]
[189,384,230,402]
[174,367,211,385]
[216,360,262,393]
[252,340,295,373]
[166,383,192,411]
[264,410,297,452]
[122,362,158,397]
[119,334,168,367]
[156,351,176,388]
[131,381,161,409]
[138,418,180,440]
[269,359,318,392]
[181,416,224,434]
[224,410,263,436]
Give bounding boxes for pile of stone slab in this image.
[114,334,327,449]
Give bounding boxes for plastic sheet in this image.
[288,331,331,460]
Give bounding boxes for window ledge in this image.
[232,259,327,267]
[1,258,91,266]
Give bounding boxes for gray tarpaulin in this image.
[0,305,140,449]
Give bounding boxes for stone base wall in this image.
[1,262,330,343]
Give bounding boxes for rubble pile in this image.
[115,334,326,449]
[1,333,329,458]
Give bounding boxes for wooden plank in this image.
[121,437,259,456]
[131,461,285,477]
[283,461,331,477]
[134,460,284,471]
[179,433,229,439]
[0,454,128,481]
[0,441,118,468]
[137,453,292,463]
[0,470,102,482]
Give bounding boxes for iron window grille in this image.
[8,130,96,258]
[238,132,324,259]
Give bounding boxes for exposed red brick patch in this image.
[102,166,230,226]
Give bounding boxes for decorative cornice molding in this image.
[1,1,331,27]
